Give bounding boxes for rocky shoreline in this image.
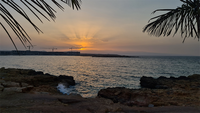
[0,67,75,95]
[98,75,200,107]
[1,67,200,112]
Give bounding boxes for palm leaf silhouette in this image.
[0,0,81,50]
[143,0,200,42]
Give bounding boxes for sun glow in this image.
[53,21,107,52]
[72,41,90,50]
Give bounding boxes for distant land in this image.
[0,50,139,58]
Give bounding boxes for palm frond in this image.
[0,0,81,50]
[143,0,199,42]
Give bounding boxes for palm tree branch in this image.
[0,3,32,47]
[0,22,18,51]
[23,0,52,22]
[0,0,81,50]
[143,3,199,42]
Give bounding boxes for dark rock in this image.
[34,71,44,75]
[98,87,128,103]
[30,85,59,94]
[188,74,200,81]
[58,75,75,86]
[21,86,34,93]
[155,85,168,89]
[140,76,157,89]
[45,73,51,76]
[98,75,200,107]
[2,81,20,87]
[27,75,59,87]
[148,104,154,107]
[0,84,4,91]
[158,76,167,79]
[20,82,30,87]
[58,98,81,104]
[3,87,28,93]
[97,85,200,107]
[140,75,193,89]
[0,68,76,94]
[98,87,155,107]
[20,69,36,75]
[0,67,5,70]
[178,76,189,80]
[170,76,176,79]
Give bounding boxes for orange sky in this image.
[0,0,199,56]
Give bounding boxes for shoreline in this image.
[1,67,200,112]
[0,50,139,58]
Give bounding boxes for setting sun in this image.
[79,48,85,50]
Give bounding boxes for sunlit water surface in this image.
[0,56,200,97]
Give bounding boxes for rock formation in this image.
[0,67,75,94]
[98,74,200,107]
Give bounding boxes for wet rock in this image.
[60,82,70,88]
[140,76,157,89]
[0,68,76,94]
[58,75,75,86]
[2,81,20,87]
[0,68,75,86]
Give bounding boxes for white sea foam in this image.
[57,83,73,95]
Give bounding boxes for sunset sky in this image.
[0,0,199,56]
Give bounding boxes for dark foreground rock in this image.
[0,91,130,113]
[140,75,200,89]
[0,67,75,94]
[98,74,200,107]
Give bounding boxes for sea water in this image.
[0,56,200,97]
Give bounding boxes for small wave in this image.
[57,83,74,95]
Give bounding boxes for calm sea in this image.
[0,56,200,97]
